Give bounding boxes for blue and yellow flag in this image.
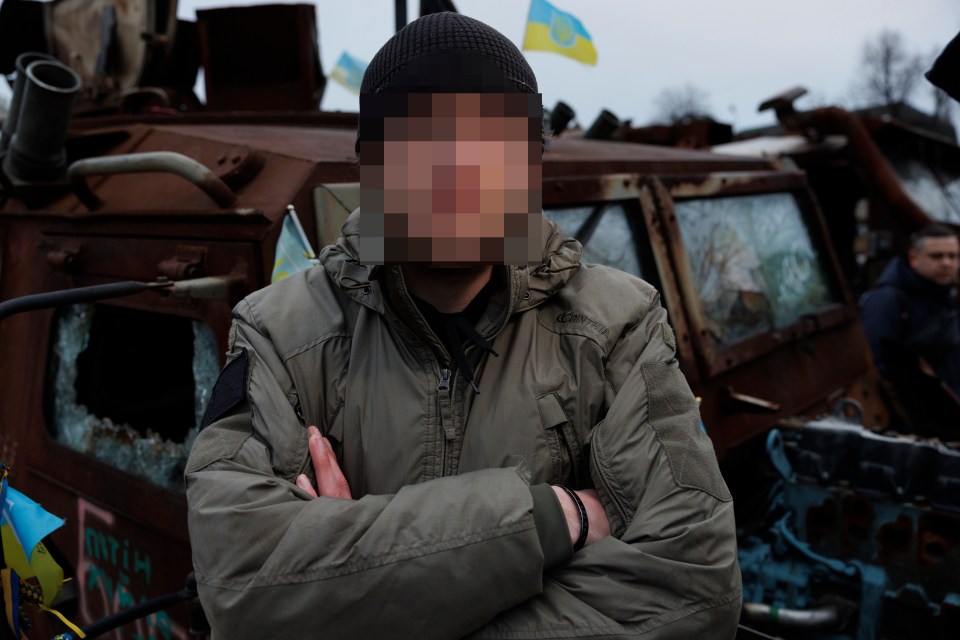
[1,466,85,638]
[329,51,368,95]
[272,205,320,283]
[523,0,597,65]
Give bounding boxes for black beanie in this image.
[360,12,538,95]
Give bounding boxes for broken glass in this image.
[674,193,836,347]
[545,203,643,278]
[49,304,220,491]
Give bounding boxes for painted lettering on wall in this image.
[77,498,187,640]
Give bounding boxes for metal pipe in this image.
[165,276,234,300]
[0,281,172,321]
[549,101,576,137]
[68,151,237,210]
[3,59,81,182]
[0,52,55,152]
[741,602,841,630]
[583,109,621,140]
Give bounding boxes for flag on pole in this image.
[272,205,320,283]
[523,0,597,66]
[329,52,368,94]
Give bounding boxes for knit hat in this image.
[359,12,537,95]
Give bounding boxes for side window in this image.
[46,304,219,491]
[545,201,645,279]
[673,193,838,347]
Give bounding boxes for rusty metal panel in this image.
[196,4,325,111]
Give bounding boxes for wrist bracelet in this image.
[558,485,589,551]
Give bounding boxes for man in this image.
[860,224,960,430]
[185,12,740,639]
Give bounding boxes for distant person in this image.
[859,224,960,430]
[184,11,740,639]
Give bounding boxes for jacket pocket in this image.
[537,392,586,487]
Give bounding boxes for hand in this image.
[296,426,352,499]
[552,486,611,549]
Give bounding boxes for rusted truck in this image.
[0,2,957,639]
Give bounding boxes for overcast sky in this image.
[8,1,956,132]
[174,0,959,131]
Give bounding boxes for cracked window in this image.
[46,304,219,491]
[674,193,837,347]
[545,202,644,278]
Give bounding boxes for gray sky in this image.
[10,1,955,132]
[176,0,960,131]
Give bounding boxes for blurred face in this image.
[358,93,543,265]
[908,235,960,286]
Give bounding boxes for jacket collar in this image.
[320,209,582,315]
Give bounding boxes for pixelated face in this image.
[358,93,543,265]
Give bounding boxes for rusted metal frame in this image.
[28,447,191,541]
[69,111,362,131]
[804,107,931,230]
[542,172,643,207]
[9,207,271,221]
[645,176,721,380]
[653,174,857,379]
[637,181,700,381]
[17,289,230,542]
[661,170,806,199]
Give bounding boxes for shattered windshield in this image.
[545,201,643,278]
[47,304,219,492]
[674,193,837,347]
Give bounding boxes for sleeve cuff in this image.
[529,483,572,570]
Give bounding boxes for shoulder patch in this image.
[200,350,249,430]
[641,362,731,502]
[661,322,676,351]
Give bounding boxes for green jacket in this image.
[185,212,741,639]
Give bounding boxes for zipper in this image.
[437,368,451,392]
[436,367,456,476]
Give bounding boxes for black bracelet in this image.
[558,485,589,551]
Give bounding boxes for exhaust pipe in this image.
[583,109,621,140]
[549,101,575,136]
[2,58,82,182]
[0,52,56,152]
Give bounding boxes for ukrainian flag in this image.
[272,205,320,283]
[329,51,368,95]
[1,467,85,637]
[523,0,597,66]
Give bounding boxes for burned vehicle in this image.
[0,2,958,639]
[712,88,960,294]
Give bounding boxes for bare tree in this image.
[854,30,925,107]
[652,84,713,123]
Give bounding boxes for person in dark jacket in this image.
[186,12,741,640]
[859,224,960,431]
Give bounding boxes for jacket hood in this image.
[319,209,582,313]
